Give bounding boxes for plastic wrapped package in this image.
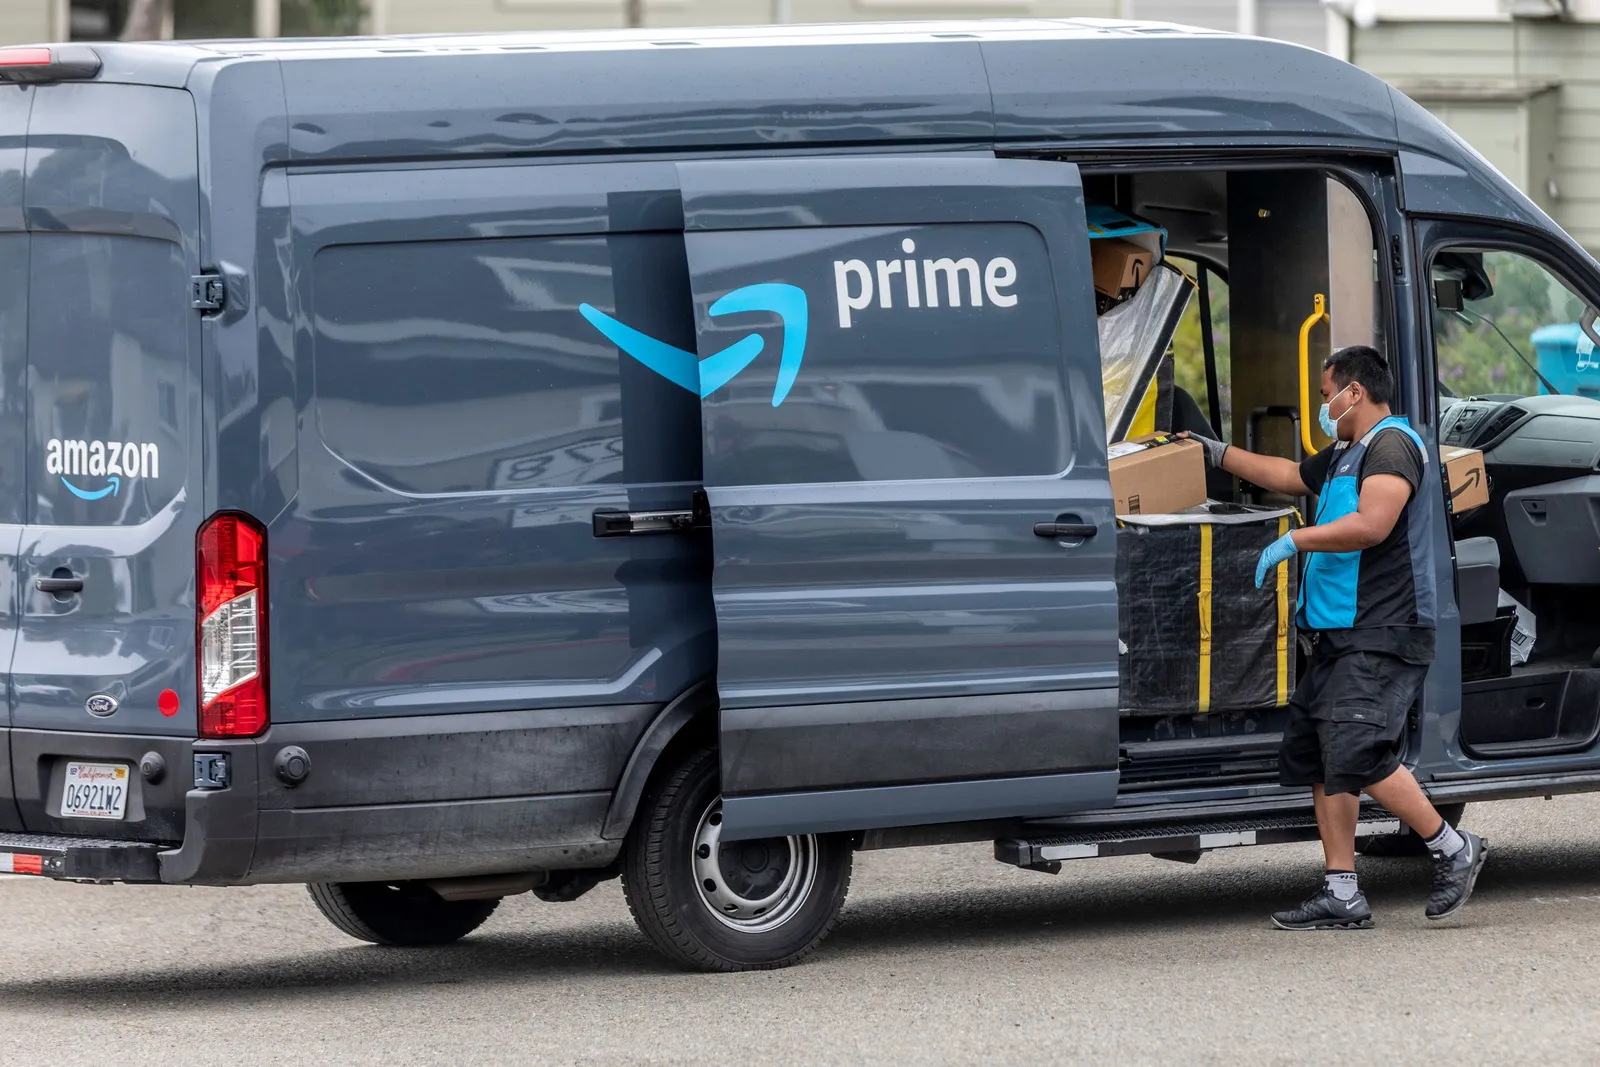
[1117,505,1300,716]
[1098,263,1195,443]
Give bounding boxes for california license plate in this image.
[60,762,130,820]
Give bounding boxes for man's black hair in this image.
[1323,345,1393,406]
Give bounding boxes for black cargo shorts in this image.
[1279,640,1429,796]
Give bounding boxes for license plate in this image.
[60,762,130,820]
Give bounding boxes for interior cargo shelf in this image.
[995,810,1401,870]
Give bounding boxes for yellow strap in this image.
[1129,376,1158,438]
[1198,523,1213,714]
[1276,515,1291,706]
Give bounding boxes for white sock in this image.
[1325,870,1359,901]
[1425,820,1466,858]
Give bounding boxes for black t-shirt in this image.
[1298,427,1435,665]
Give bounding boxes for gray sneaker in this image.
[1271,887,1374,930]
[1426,829,1488,920]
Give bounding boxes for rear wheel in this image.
[1356,803,1467,858]
[621,745,852,972]
[306,881,499,946]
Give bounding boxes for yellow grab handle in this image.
[1297,293,1329,458]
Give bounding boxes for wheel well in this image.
[600,678,718,840]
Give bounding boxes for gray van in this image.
[3,21,1599,972]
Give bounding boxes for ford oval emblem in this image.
[85,694,119,718]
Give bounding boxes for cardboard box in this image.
[1442,446,1488,514]
[1109,433,1207,516]
[1091,238,1154,298]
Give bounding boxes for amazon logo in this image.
[46,438,161,501]
[580,283,809,407]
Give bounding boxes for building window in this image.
[173,0,253,38]
[69,0,129,39]
[67,0,367,40]
[281,0,366,35]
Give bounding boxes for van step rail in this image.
[995,811,1403,872]
[0,831,163,883]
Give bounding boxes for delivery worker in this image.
[1183,345,1488,930]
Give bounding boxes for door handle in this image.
[35,576,84,594]
[1034,522,1097,539]
[593,491,711,538]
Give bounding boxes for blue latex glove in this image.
[1255,531,1299,588]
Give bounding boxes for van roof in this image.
[75,21,1414,161]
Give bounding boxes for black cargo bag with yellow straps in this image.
[1116,504,1300,715]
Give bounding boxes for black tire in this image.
[1356,803,1467,858]
[306,881,499,946]
[621,745,852,972]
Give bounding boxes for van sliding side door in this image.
[676,155,1120,840]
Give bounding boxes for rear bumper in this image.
[1,712,634,887]
[0,830,162,882]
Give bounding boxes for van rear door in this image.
[10,84,202,842]
[678,156,1121,839]
[0,89,29,832]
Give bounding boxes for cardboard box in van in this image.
[1109,433,1206,515]
[1443,445,1489,513]
[1091,238,1154,299]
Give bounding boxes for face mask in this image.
[1319,384,1356,438]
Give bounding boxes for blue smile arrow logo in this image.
[580,283,809,407]
[61,475,120,500]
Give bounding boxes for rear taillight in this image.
[197,513,268,738]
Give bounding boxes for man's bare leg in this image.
[1364,764,1490,920]
[1273,784,1371,929]
[1363,764,1447,837]
[1313,783,1360,871]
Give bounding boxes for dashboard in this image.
[1439,392,1600,587]
[1440,393,1600,468]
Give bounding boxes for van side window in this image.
[312,233,701,495]
[693,222,1069,485]
[1167,256,1231,443]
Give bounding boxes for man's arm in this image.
[1178,431,1315,498]
[1292,473,1411,552]
[1219,448,1313,499]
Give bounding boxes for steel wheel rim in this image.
[692,799,818,933]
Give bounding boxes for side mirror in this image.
[1582,306,1600,350]
[1434,277,1465,313]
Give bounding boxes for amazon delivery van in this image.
[3,23,1600,973]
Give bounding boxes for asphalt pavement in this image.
[5,794,1600,1065]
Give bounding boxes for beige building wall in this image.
[1125,0,1236,31]
[1,0,59,43]
[1352,18,1600,255]
[376,0,1118,35]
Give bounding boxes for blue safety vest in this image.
[1298,415,1437,632]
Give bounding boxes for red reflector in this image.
[158,688,181,717]
[197,513,269,739]
[0,852,44,875]
[0,48,52,66]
